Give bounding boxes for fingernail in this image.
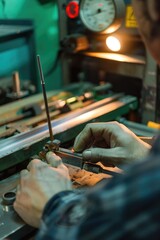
[83,150,91,160]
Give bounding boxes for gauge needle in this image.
[88,9,107,16]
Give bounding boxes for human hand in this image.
[132,0,160,64]
[13,152,72,228]
[73,122,151,166]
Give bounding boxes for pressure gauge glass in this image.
[80,0,125,33]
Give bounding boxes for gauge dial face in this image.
[80,0,116,33]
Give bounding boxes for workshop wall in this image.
[0,0,62,91]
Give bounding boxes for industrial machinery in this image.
[0,19,38,106]
[57,0,160,124]
[0,0,159,239]
[0,54,136,239]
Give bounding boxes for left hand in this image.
[73,122,150,166]
[13,152,72,228]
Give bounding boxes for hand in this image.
[13,152,72,228]
[73,122,151,166]
[132,0,160,64]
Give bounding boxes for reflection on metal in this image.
[84,52,145,64]
[0,94,137,159]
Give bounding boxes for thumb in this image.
[46,151,62,168]
[83,147,124,166]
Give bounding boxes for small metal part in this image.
[61,34,89,53]
[83,162,100,174]
[39,151,47,161]
[83,162,121,177]
[2,191,16,205]
[44,140,61,152]
[12,71,21,95]
[37,55,54,142]
[2,191,16,214]
[56,147,83,168]
[38,140,61,161]
[80,159,85,170]
[7,71,28,99]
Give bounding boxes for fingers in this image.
[82,147,125,166]
[73,122,126,152]
[73,126,93,152]
[17,169,29,190]
[27,159,47,172]
[74,122,109,152]
[27,152,64,174]
[46,151,62,168]
[45,152,69,175]
[20,169,29,176]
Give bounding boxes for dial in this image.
[80,0,125,33]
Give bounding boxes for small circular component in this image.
[80,0,125,33]
[3,191,16,205]
[66,1,80,19]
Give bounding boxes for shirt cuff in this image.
[42,190,76,220]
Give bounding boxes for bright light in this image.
[106,36,121,52]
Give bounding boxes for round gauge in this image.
[80,0,125,33]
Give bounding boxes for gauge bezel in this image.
[66,1,80,19]
[80,0,126,33]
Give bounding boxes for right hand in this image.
[73,122,151,166]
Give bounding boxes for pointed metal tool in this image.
[37,54,54,142]
[36,55,119,176]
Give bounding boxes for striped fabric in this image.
[36,136,160,240]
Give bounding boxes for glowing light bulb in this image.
[106,36,121,52]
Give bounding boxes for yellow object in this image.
[147,121,160,129]
[125,5,138,28]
